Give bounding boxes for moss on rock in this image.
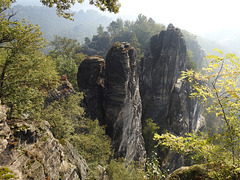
[166,164,209,180]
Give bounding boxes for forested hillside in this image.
[11,5,112,43]
[1,1,240,179]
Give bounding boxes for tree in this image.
[41,93,113,177]
[49,36,86,89]
[40,0,120,19]
[3,0,120,20]
[97,24,104,35]
[50,36,80,60]
[107,18,124,37]
[0,2,59,118]
[84,37,91,45]
[142,118,159,157]
[133,14,165,51]
[106,158,145,180]
[186,49,198,71]
[155,50,240,179]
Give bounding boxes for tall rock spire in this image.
[105,42,146,161]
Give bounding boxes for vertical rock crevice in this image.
[140,24,205,171]
[77,24,205,164]
[105,42,145,161]
[78,43,146,162]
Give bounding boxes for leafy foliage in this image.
[186,49,198,71]
[40,0,120,20]
[142,118,159,157]
[145,153,165,180]
[106,158,145,180]
[0,2,59,119]
[155,50,240,179]
[0,167,15,180]
[41,93,113,176]
[49,35,86,89]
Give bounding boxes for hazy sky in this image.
[71,0,240,36]
[15,0,240,36]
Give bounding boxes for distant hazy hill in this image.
[201,29,240,56]
[11,5,112,43]
[11,5,237,57]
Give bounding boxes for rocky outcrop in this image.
[167,79,205,135]
[140,24,204,135]
[77,56,105,124]
[0,103,88,180]
[77,25,205,165]
[77,43,146,162]
[140,24,205,170]
[140,24,187,133]
[166,164,209,180]
[45,76,75,106]
[104,42,145,161]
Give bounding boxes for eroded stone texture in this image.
[167,79,205,136]
[77,56,105,124]
[104,42,146,161]
[77,44,146,161]
[140,24,205,171]
[45,76,75,106]
[140,24,186,133]
[0,104,88,180]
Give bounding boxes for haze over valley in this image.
[14,0,240,55]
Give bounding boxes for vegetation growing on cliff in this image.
[0,0,59,119]
[3,0,237,179]
[155,50,240,179]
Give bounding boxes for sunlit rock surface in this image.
[0,104,88,180]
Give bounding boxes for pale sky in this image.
[15,0,240,36]
[72,0,240,36]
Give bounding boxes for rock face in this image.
[77,25,205,165]
[77,56,105,124]
[167,79,205,135]
[140,24,186,133]
[78,43,146,161]
[45,76,76,106]
[140,24,205,170]
[0,103,88,180]
[140,24,204,135]
[104,42,145,161]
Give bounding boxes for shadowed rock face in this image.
[105,42,146,161]
[140,24,205,171]
[141,24,187,134]
[45,76,75,106]
[77,43,146,161]
[77,25,205,164]
[77,56,105,124]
